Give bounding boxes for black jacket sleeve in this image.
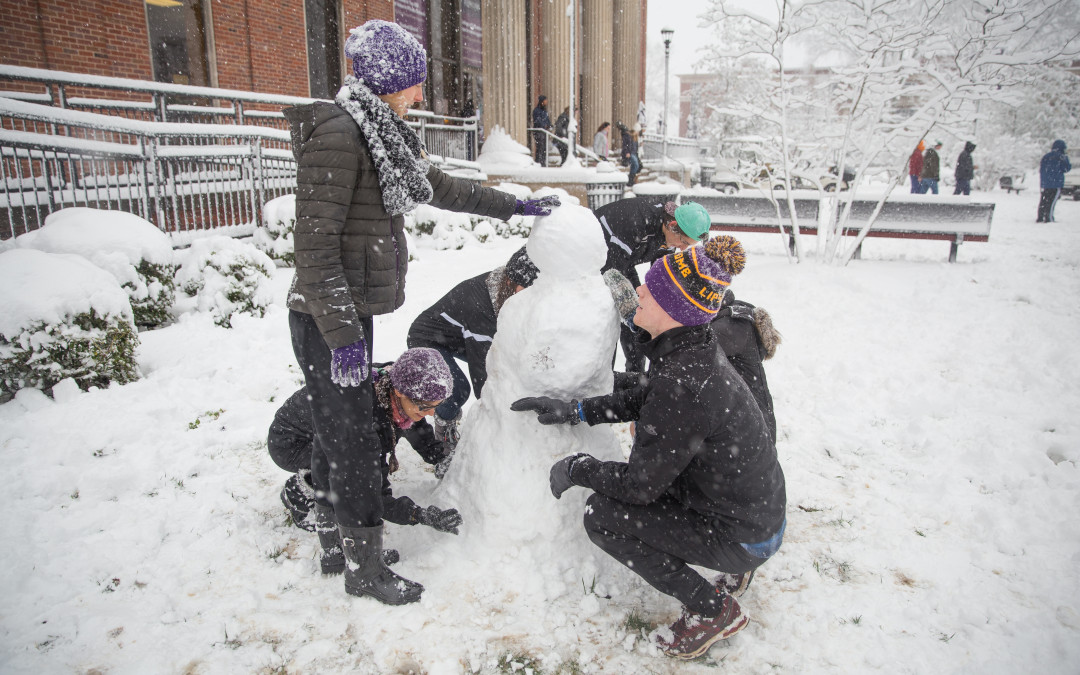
[577,376,710,505]
[427,165,517,221]
[401,419,447,465]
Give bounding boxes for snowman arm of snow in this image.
[581,382,704,505]
[426,165,517,221]
[292,118,365,349]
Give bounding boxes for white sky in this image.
[646,0,717,77]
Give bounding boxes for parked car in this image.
[1062,172,1080,200]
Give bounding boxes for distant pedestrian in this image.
[920,141,942,194]
[909,141,925,193]
[553,106,571,166]
[618,121,641,187]
[593,122,611,160]
[953,141,976,195]
[1037,140,1072,223]
[532,95,552,166]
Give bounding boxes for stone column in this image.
[482,0,528,145]
[580,0,613,153]
[539,0,572,124]
[612,0,640,145]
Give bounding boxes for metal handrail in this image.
[0,64,479,161]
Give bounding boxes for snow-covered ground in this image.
[1,191,1079,674]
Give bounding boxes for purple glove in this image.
[514,195,562,216]
[330,338,368,387]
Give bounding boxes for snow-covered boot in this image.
[280,469,316,532]
[432,410,462,452]
[658,593,749,660]
[315,505,398,572]
[339,524,423,605]
[715,570,754,598]
[315,504,345,574]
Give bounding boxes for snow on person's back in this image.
[436,204,624,585]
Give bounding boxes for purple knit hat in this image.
[643,236,747,326]
[344,20,428,95]
[390,347,452,402]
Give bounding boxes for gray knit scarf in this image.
[335,76,432,216]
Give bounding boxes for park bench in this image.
[999,176,1026,194]
[691,193,994,263]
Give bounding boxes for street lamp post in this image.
[661,26,674,173]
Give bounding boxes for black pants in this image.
[289,310,382,528]
[553,138,568,165]
[1037,188,1061,222]
[533,130,548,166]
[584,494,765,615]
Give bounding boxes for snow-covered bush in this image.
[16,208,176,329]
[174,236,276,328]
[253,194,296,266]
[0,248,139,399]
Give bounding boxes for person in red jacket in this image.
[909,140,925,193]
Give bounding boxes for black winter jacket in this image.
[576,325,786,543]
[921,148,940,180]
[407,269,499,398]
[955,142,976,181]
[711,298,777,442]
[268,383,445,525]
[283,102,516,349]
[594,197,670,286]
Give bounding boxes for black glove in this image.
[418,505,462,534]
[510,397,581,425]
[549,453,589,499]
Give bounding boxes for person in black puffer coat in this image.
[406,246,540,458]
[512,237,785,660]
[282,20,560,605]
[710,293,781,443]
[953,141,976,196]
[269,349,464,597]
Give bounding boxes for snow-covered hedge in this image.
[0,249,139,399]
[174,236,276,328]
[16,208,176,329]
[253,194,296,266]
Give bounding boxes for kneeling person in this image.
[512,237,786,660]
[268,347,463,604]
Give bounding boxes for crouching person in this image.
[511,237,786,660]
[268,347,463,604]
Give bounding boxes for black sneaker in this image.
[658,594,749,660]
[280,470,316,532]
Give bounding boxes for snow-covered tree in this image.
[700,0,1080,264]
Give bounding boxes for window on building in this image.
[145,0,211,87]
[305,0,342,99]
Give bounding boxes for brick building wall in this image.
[0,0,393,98]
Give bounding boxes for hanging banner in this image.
[395,0,429,51]
[461,0,482,69]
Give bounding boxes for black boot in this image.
[316,506,399,573]
[340,524,423,605]
[281,470,316,532]
[316,504,345,574]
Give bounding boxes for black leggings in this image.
[289,310,382,528]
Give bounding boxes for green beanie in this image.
[673,202,711,242]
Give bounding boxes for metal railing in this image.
[0,65,479,161]
[1,97,294,239]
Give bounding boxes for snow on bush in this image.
[174,236,276,328]
[253,194,296,266]
[0,248,139,399]
[16,208,176,329]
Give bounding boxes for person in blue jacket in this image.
[1037,140,1072,223]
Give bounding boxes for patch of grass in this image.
[798,504,824,513]
[70,489,80,500]
[267,546,286,561]
[624,609,656,634]
[554,659,583,675]
[497,651,544,674]
[915,528,926,537]
[938,631,955,643]
[825,513,854,528]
